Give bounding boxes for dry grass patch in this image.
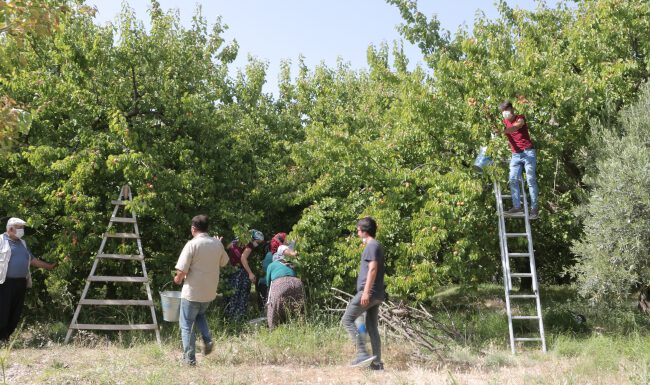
[1,335,637,385]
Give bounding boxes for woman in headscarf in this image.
[272,234,298,262]
[256,232,286,312]
[269,232,286,257]
[223,229,264,321]
[265,238,304,329]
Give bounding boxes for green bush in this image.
[570,82,650,306]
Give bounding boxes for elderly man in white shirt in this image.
[0,217,56,341]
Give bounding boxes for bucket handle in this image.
[160,280,175,292]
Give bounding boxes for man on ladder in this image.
[492,101,547,353]
[495,100,539,220]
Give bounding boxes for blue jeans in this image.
[509,149,538,209]
[179,298,212,363]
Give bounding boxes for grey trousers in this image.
[341,291,383,363]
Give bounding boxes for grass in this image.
[0,323,22,385]
[551,333,650,381]
[6,284,650,384]
[207,322,348,366]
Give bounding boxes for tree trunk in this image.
[638,285,650,312]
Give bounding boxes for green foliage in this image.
[0,1,299,317]
[0,0,71,37]
[2,0,650,316]
[290,0,650,302]
[0,0,74,152]
[0,100,32,152]
[570,82,650,306]
[287,49,497,302]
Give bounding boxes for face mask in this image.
[502,111,514,119]
[14,228,24,239]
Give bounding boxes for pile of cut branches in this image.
[329,288,463,360]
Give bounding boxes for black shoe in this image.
[529,207,539,220]
[203,341,214,356]
[504,207,523,215]
[369,362,384,371]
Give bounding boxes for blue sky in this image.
[86,1,556,94]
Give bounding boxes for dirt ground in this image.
[3,344,627,385]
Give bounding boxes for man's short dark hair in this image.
[499,100,513,111]
[357,216,377,237]
[192,215,209,232]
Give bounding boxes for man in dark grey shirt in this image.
[341,216,385,370]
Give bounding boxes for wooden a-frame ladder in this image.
[65,185,160,344]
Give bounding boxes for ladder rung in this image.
[503,212,525,218]
[501,195,512,198]
[88,276,148,283]
[510,273,533,278]
[506,233,528,238]
[110,217,136,223]
[71,324,157,331]
[104,232,139,239]
[508,252,531,257]
[111,200,129,205]
[514,337,543,341]
[79,299,153,306]
[512,316,540,320]
[98,254,144,261]
[509,294,538,299]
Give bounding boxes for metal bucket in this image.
[160,290,182,322]
[474,146,493,173]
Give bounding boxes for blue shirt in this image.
[4,234,31,278]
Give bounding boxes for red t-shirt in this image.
[503,115,534,153]
[226,241,257,266]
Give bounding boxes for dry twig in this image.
[329,288,462,360]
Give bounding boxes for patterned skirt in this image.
[267,276,305,329]
[223,267,251,321]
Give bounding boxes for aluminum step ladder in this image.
[494,179,546,353]
[65,185,160,344]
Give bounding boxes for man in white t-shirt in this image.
[173,215,229,366]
